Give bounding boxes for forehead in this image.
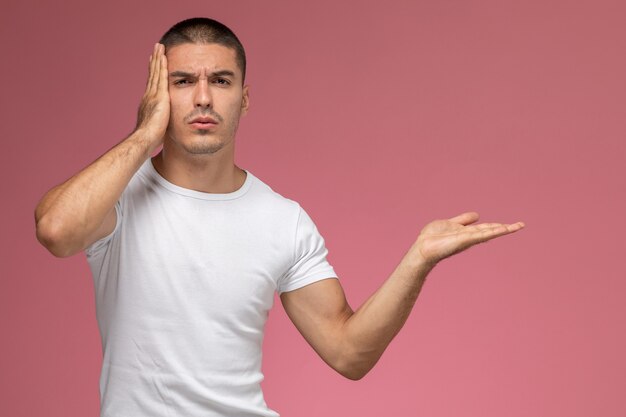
[166,43,239,77]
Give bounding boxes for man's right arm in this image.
[35,43,170,258]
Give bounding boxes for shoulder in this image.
[247,170,302,216]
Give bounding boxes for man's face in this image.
[165,42,249,155]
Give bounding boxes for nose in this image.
[193,78,212,108]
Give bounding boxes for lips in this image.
[189,116,218,124]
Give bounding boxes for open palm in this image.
[414,212,525,266]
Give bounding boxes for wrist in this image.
[404,243,438,275]
[129,128,163,156]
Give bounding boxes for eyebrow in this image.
[169,70,236,78]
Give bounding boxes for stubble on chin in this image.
[166,129,226,155]
[186,140,224,155]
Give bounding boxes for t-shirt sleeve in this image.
[84,199,123,258]
[277,205,338,294]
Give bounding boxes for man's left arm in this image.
[280,211,525,380]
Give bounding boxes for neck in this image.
[151,145,246,194]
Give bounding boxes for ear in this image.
[241,85,250,115]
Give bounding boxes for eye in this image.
[173,79,193,86]
[213,78,231,85]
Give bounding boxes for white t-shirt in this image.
[85,159,338,417]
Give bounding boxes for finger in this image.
[469,222,513,231]
[469,220,525,231]
[158,45,169,94]
[146,54,153,87]
[146,45,156,93]
[448,211,479,226]
[508,222,525,231]
[148,43,159,94]
[466,222,524,244]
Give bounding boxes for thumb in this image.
[448,211,479,225]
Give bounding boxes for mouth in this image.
[189,116,218,130]
[190,116,218,124]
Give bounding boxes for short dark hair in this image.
[159,17,247,84]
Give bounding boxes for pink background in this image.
[2,0,625,416]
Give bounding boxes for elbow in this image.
[331,328,381,381]
[333,350,374,381]
[35,215,80,258]
[336,361,371,381]
[341,369,368,381]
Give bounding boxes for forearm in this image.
[35,129,157,254]
[340,244,434,379]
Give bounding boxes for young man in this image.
[34,17,524,417]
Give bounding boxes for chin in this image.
[168,130,225,155]
[183,138,225,155]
